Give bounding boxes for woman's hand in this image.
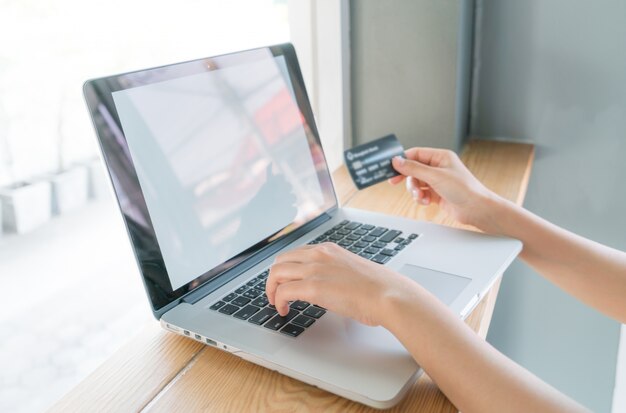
[266,242,415,326]
[390,148,501,232]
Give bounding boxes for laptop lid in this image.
[83,43,337,318]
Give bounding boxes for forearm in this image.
[381,283,588,413]
[481,196,626,322]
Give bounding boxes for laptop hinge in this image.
[179,211,334,305]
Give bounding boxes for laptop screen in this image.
[84,44,336,313]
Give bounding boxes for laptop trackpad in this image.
[398,264,471,305]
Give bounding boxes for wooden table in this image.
[50,139,534,413]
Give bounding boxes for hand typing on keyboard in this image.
[267,147,597,413]
[266,242,415,326]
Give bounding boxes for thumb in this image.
[392,156,439,184]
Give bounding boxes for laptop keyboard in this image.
[208,219,419,338]
[308,219,419,264]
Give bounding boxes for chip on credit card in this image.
[343,134,405,190]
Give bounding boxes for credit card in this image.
[343,134,405,190]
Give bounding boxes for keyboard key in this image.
[346,234,360,241]
[235,286,248,294]
[371,254,391,265]
[354,229,368,236]
[362,235,376,243]
[361,224,375,230]
[243,289,262,299]
[292,314,315,328]
[380,230,402,243]
[394,237,405,244]
[232,296,251,307]
[380,248,397,256]
[372,241,387,248]
[222,293,237,302]
[218,303,239,315]
[395,244,406,251]
[369,227,388,237]
[364,246,380,254]
[251,296,269,307]
[254,281,266,291]
[248,307,277,325]
[348,247,362,254]
[402,239,412,245]
[246,278,258,287]
[345,222,361,230]
[354,241,369,248]
[408,233,419,239]
[280,324,305,337]
[338,239,353,247]
[264,309,299,330]
[290,300,310,311]
[339,219,350,226]
[359,252,373,259]
[303,306,326,319]
[329,234,343,241]
[233,305,261,320]
[210,301,226,310]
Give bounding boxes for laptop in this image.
[83,43,521,408]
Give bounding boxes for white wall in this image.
[473,1,626,411]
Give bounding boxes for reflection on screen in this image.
[112,52,326,290]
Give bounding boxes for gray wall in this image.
[473,1,626,411]
[350,0,473,150]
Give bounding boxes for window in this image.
[0,0,289,184]
[0,2,289,412]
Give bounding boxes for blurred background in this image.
[1,1,625,412]
[0,1,289,412]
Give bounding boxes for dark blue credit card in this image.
[343,134,405,190]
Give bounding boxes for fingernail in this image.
[393,156,405,166]
[411,189,419,200]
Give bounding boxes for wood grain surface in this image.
[49,140,534,413]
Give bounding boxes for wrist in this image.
[377,274,428,331]
[473,192,517,235]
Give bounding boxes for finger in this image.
[405,176,417,193]
[266,262,309,304]
[274,279,316,316]
[275,242,337,265]
[406,177,432,202]
[404,147,451,166]
[388,175,406,185]
[407,176,430,192]
[392,156,440,185]
[274,245,318,264]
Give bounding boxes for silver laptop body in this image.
[84,43,521,409]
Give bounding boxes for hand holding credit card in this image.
[343,134,405,190]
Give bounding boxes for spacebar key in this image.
[379,230,401,243]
